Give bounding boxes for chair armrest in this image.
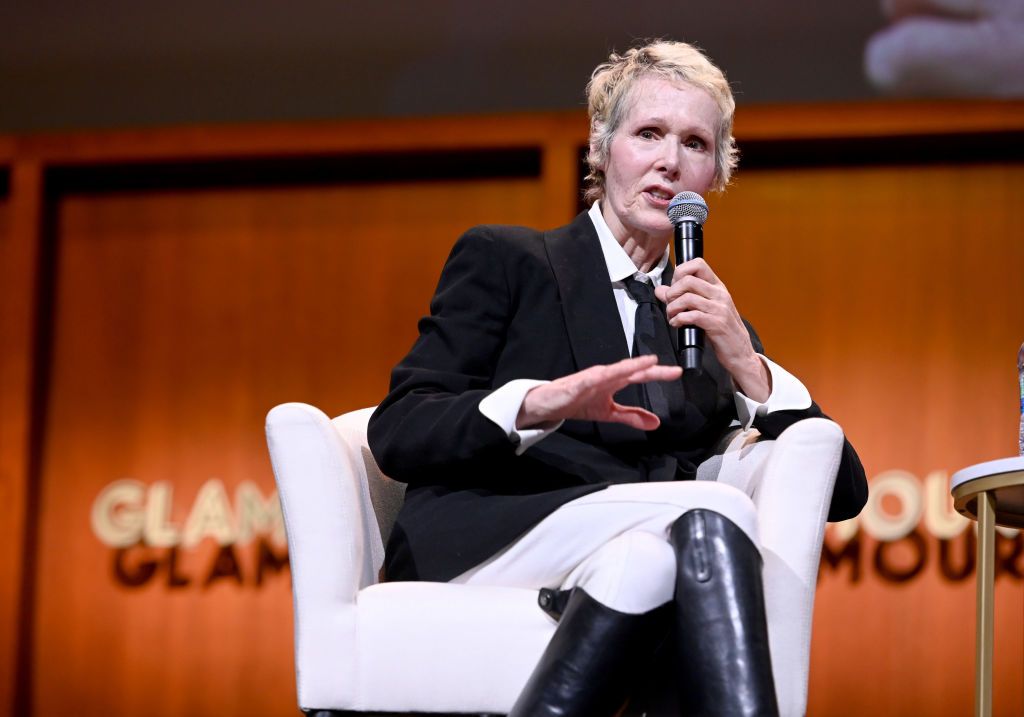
[266,403,382,606]
[741,417,844,717]
[752,417,842,573]
[268,403,385,705]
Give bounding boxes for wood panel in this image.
[0,162,42,717]
[732,100,1024,140]
[0,172,16,714]
[706,163,1024,716]
[30,175,549,717]
[5,101,1022,166]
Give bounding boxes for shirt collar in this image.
[588,201,669,285]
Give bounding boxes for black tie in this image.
[623,276,687,420]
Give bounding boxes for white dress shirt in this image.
[479,201,812,454]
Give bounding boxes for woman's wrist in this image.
[516,386,547,429]
[732,353,771,402]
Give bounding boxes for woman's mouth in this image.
[643,188,674,207]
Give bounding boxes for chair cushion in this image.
[350,582,554,713]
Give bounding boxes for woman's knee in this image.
[567,531,676,614]
[651,482,760,543]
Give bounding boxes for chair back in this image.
[331,407,406,545]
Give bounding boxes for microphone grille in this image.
[667,191,709,225]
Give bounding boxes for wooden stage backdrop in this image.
[1,102,1023,716]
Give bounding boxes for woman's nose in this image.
[655,139,681,177]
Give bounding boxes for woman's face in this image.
[599,76,719,246]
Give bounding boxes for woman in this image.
[369,40,867,717]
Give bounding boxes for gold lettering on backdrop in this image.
[90,478,288,590]
[860,470,923,542]
[91,479,147,547]
[144,481,181,547]
[821,469,1023,584]
[235,481,287,545]
[922,470,969,540]
[825,469,1021,543]
[91,478,285,549]
[182,480,235,547]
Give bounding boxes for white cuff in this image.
[479,379,564,455]
[733,355,812,430]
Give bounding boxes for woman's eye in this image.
[685,137,707,151]
[638,129,658,140]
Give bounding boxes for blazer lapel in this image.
[545,212,645,446]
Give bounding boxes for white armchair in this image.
[265,402,843,716]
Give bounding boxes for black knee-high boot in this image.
[508,587,666,717]
[670,509,779,717]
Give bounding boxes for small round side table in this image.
[950,455,1024,717]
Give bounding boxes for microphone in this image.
[667,191,709,373]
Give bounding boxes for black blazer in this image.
[368,211,867,582]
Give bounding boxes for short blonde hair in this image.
[584,40,738,203]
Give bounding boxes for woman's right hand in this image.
[516,355,682,430]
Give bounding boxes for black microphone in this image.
[667,191,709,373]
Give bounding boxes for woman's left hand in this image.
[654,258,771,401]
